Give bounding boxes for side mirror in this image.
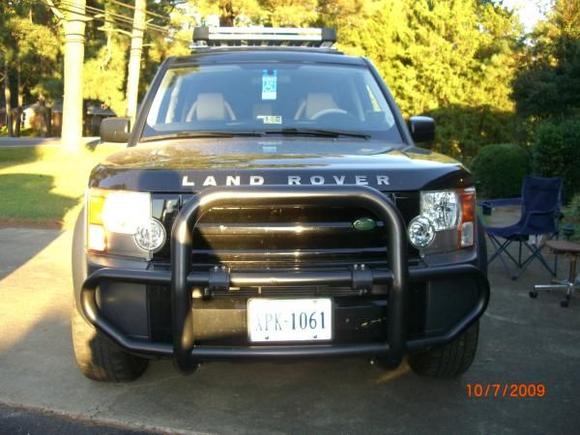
[408,116,435,146]
[100,117,131,143]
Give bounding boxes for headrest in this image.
[304,93,337,119]
[195,93,226,121]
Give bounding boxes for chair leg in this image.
[488,235,517,278]
[489,235,522,266]
[561,256,578,307]
[516,241,557,280]
[531,255,579,307]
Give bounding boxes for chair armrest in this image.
[479,198,522,209]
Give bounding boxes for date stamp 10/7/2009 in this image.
[466,384,547,399]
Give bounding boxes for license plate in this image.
[247,298,332,342]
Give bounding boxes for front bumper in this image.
[79,185,489,373]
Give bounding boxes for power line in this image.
[52,0,191,44]
[106,0,171,22]
[57,0,168,34]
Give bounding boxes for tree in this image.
[319,0,523,161]
[197,0,265,26]
[513,0,580,123]
[262,0,318,26]
[1,1,61,136]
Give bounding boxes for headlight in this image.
[421,190,459,231]
[87,189,166,255]
[408,188,476,253]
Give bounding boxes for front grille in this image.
[152,191,420,268]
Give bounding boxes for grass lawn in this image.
[0,144,123,229]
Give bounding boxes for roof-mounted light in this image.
[192,26,337,48]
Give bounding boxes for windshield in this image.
[143,63,403,144]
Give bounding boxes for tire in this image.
[408,321,480,378]
[70,209,148,382]
[71,306,148,382]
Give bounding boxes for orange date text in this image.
[466,383,546,398]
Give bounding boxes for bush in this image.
[562,194,580,242]
[470,143,531,198]
[532,119,580,202]
[427,105,516,163]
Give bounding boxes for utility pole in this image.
[60,0,87,151]
[3,56,13,137]
[126,0,146,122]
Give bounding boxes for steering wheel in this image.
[310,108,348,120]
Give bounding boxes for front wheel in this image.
[71,305,149,382]
[71,208,148,382]
[408,321,480,378]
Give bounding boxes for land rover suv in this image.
[71,27,489,382]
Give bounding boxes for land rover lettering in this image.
[181,174,391,187]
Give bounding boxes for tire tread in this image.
[71,306,148,382]
[408,321,479,378]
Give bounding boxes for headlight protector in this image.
[421,190,459,231]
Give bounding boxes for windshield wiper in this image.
[140,130,263,143]
[263,128,370,140]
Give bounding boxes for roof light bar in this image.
[192,27,337,48]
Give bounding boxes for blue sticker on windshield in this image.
[262,69,277,100]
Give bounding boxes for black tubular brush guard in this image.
[79,185,489,373]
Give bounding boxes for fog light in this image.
[134,218,166,253]
[408,216,435,249]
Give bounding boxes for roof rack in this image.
[192,27,337,48]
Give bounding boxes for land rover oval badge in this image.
[353,217,377,231]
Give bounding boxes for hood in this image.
[89,139,472,192]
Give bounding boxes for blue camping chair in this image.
[483,176,563,280]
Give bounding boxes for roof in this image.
[167,48,365,67]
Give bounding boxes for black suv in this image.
[71,27,489,382]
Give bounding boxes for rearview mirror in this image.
[408,116,435,146]
[100,117,131,143]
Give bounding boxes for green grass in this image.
[0,144,123,228]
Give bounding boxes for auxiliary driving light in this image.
[407,215,435,249]
[134,218,166,253]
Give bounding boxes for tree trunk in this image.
[4,57,13,137]
[61,0,86,150]
[125,0,146,123]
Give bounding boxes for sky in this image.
[499,0,553,32]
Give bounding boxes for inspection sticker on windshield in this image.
[257,115,282,124]
[262,69,277,100]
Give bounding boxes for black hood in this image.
[89,139,472,192]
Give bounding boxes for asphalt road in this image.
[0,227,579,434]
[0,403,155,435]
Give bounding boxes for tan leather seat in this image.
[294,93,339,120]
[186,93,236,121]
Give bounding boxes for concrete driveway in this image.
[1,227,579,434]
